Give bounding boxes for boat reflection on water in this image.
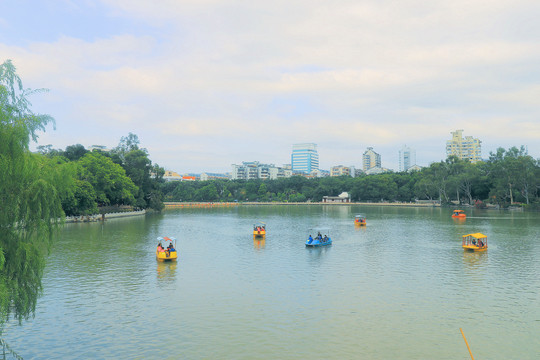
[354,224,367,232]
[462,250,488,270]
[305,245,331,266]
[305,244,331,259]
[157,260,177,282]
[253,238,265,250]
[452,217,466,224]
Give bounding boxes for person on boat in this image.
[308,235,313,242]
[323,235,328,242]
[157,243,164,252]
[167,243,175,251]
[478,240,484,247]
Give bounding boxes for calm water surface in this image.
[4,205,540,359]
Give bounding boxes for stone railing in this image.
[65,209,146,223]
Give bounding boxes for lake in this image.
[3,205,540,359]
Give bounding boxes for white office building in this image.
[399,145,416,172]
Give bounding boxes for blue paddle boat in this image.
[306,228,332,247]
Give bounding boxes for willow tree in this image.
[0,60,62,333]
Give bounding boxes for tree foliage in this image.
[34,133,166,214]
[78,151,138,207]
[0,60,62,330]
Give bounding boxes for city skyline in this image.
[2,2,540,173]
[50,137,479,176]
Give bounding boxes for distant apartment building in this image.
[182,174,198,181]
[398,145,416,172]
[200,173,229,181]
[163,170,182,181]
[231,162,291,180]
[231,162,259,180]
[446,130,482,163]
[309,169,330,178]
[362,147,381,172]
[269,167,293,179]
[291,143,319,174]
[330,165,355,177]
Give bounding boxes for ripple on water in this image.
[4,206,540,359]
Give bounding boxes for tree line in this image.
[37,133,165,216]
[162,149,540,209]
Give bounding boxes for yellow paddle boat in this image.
[253,222,266,238]
[156,236,178,261]
[354,214,366,226]
[462,233,488,252]
[452,209,466,218]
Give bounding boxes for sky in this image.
[1,0,540,173]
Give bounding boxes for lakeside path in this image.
[163,201,440,208]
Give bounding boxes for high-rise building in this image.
[446,130,482,163]
[399,145,416,172]
[362,147,381,172]
[291,143,319,174]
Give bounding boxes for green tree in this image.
[0,60,62,336]
[62,178,98,216]
[171,182,195,201]
[112,132,141,164]
[258,183,268,201]
[455,162,480,205]
[194,183,219,201]
[78,151,138,206]
[488,146,538,205]
[123,149,153,208]
[110,134,164,210]
[63,144,88,162]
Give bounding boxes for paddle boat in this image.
[452,209,466,218]
[156,236,178,261]
[306,228,332,247]
[354,214,367,226]
[253,222,266,238]
[462,233,488,252]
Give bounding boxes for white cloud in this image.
[3,0,540,172]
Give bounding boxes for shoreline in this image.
[65,209,147,223]
[163,201,441,208]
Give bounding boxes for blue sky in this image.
[2,0,540,173]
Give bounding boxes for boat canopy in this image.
[463,233,487,239]
[308,227,331,234]
[253,222,266,229]
[157,236,176,242]
[355,214,366,219]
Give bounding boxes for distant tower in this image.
[362,147,381,172]
[446,130,482,163]
[399,145,416,172]
[291,143,319,173]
